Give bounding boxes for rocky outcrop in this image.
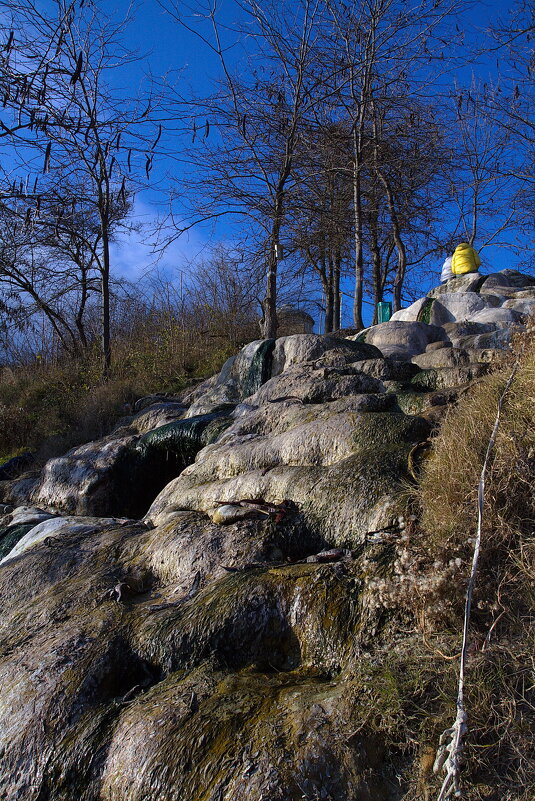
[0,269,533,801]
[350,320,449,359]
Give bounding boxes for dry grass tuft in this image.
[418,322,534,553]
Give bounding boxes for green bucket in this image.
[377,301,392,323]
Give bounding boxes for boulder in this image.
[250,365,385,405]
[32,433,138,516]
[410,363,491,391]
[1,505,55,529]
[390,297,427,322]
[146,391,431,547]
[480,269,535,289]
[0,510,398,801]
[427,292,493,326]
[428,273,486,296]
[130,402,187,434]
[186,339,276,417]
[502,297,535,316]
[470,307,525,325]
[412,347,500,370]
[411,347,470,369]
[270,334,381,376]
[351,321,449,360]
[0,506,58,561]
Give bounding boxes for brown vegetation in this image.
[0,312,257,464]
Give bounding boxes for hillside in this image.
[0,269,533,801]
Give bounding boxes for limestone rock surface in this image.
[349,320,449,360]
[0,272,533,801]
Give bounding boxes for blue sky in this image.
[100,0,531,326]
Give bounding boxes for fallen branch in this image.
[434,361,520,800]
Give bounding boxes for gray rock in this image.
[428,273,486,296]
[32,434,138,516]
[481,269,535,289]
[426,340,453,352]
[412,347,501,370]
[442,320,501,337]
[130,402,187,434]
[0,515,129,565]
[350,321,449,360]
[250,365,385,406]
[345,358,419,381]
[3,506,56,529]
[186,339,276,417]
[146,396,431,547]
[390,297,427,322]
[209,504,265,525]
[270,334,381,376]
[412,348,470,369]
[470,308,525,325]
[502,298,535,316]
[448,331,513,351]
[428,292,492,326]
[411,363,491,391]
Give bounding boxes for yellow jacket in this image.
[451,243,481,275]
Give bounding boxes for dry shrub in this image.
[369,325,532,631]
[418,323,534,553]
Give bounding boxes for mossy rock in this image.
[416,297,435,325]
[410,369,440,391]
[0,522,35,560]
[393,391,429,416]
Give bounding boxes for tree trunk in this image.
[324,252,334,333]
[262,259,278,339]
[352,128,364,330]
[377,170,406,313]
[75,264,89,349]
[370,210,382,325]
[333,252,341,330]
[101,229,111,378]
[262,181,287,339]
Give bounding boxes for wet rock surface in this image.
[0,270,533,800]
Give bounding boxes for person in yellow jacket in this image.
[451,242,481,275]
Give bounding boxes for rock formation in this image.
[0,270,533,800]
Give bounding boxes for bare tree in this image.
[289,121,352,332]
[161,0,322,338]
[321,0,472,325]
[0,0,160,375]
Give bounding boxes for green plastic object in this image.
[377,301,392,323]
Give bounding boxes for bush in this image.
[344,325,534,798]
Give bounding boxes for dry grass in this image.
[394,325,535,799]
[418,323,534,553]
[0,317,257,463]
[351,325,535,798]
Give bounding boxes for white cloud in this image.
[109,197,212,283]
